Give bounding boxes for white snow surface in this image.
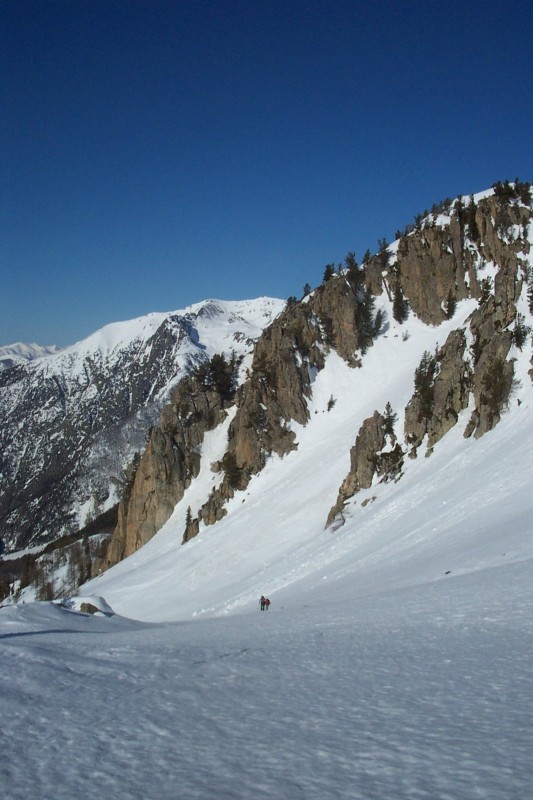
[2,291,533,799]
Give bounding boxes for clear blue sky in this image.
[2,0,532,346]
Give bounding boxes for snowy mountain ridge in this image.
[0,341,59,370]
[0,297,285,549]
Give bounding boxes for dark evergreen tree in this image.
[378,238,389,269]
[323,264,335,282]
[372,308,385,337]
[513,313,531,350]
[445,290,457,319]
[392,283,408,323]
[222,452,242,489]
[414,351,437,420]
[479,277,493,305]
[383,402,397,437]
[527,272,533,315]
[359,290,375,352]
[466,195,480,242]
[208,354,234,398]
[303,283,311,297]
[344,252,363,287]
[481,356,511,417]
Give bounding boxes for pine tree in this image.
[373,308,385,337]
[481,356,511,417]
[222,452,242,489]
[378,238,389,269]
[513,313,531,350]
[445,290,457,319]
[393,283,408,323]
[323,264,335,283]
[345,252,363,287]
[527,272,533,315]
[479,277,493,304]
[466,195,480,242]
[383,402,397,437]
[414,351,437,420]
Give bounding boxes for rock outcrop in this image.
[328,184,532,526]
[106,365,234,566]
[404,329,472,454]
[326,409,403,528]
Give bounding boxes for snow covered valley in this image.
[1,558,531,800]
[2,378,532,799]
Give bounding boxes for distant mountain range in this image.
[0,342,59,370]
[0,298,284,550]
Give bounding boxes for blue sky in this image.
[3,0,532,347]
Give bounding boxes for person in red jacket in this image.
[265,598,271,610]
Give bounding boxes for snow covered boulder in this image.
[56,594,115,616]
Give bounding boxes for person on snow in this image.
[265,598,271,610]
[260,595,266,611]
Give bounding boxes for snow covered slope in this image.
[1,381,532,799]
[0,297,284,549]
[84,290,533,622]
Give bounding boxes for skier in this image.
[265,598,271,610]
[259,595,266,611]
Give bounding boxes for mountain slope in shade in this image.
[0,298,284,549]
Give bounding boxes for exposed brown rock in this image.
[396,223,467,325]
[326,410,403,527]
[404,330,471,454]
[106,373,231,567]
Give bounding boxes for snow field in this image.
[1,559,532,800]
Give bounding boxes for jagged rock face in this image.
[393,194,530,327]
[107,378,228,564]
[229,278,371,475]
[327,188,532,526]
[327,411,403,527]
[0,299,284,550]
[108,274,377,552]
[464,322,514,439]
[396,223,468,325]
[404,329,472,453]
[229,303,322,475]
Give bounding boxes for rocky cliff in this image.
[104,185,532,564]
[328,184,532,525]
